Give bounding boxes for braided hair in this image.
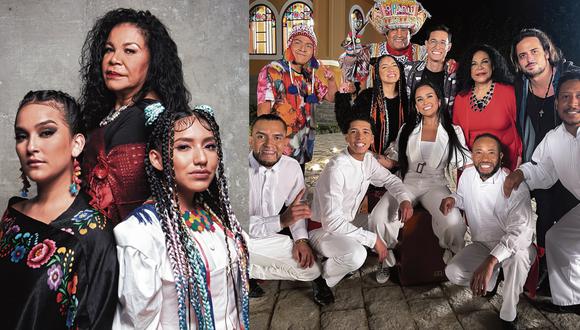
[369,54,408,154]
[145,106,249,330]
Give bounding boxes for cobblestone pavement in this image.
[250,133,580,330]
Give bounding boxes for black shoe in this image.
[249,279,265,298]
[500,316,517,330]
[536,301,580,315]
[312,276,334,306]
[484,269,504,298]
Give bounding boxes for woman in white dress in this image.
[113,105,249,329]
[370,81,472,281]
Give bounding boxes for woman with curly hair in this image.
[2,90,118,329]
[79,8,191,223]
[113,105,249,329]
[335,54,409,166]
[453,44,522,171]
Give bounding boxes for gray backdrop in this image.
[0,0,249,227]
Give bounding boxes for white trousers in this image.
[368,180,466,266]
[545,204,580,306]
[445,241,535,322]
[308,215,368,287]
[248,234,321,282]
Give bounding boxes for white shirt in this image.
[389,122,472,174]
[520,124,580,200]
[248,153,308,240]
[451,167,533,263]
[311,149,411,248]
[113,206,241,329]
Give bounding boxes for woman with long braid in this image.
[335,54,409,165]
[113,105,249,329]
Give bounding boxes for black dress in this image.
[0,193,118,329]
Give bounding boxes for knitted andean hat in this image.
[369,0,431,36]
[285,24,320,103]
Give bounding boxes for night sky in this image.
[407,0,579,67]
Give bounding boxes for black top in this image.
[420,68,445,96]
[103,98,158,153]
[0,193,118,329]
[382,95,401,151]
[526,93,556,147]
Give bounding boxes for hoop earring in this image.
[20,168,30,198]
[69,158,82,196]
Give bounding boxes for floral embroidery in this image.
[46,247,78,325]
[27,239,56,268]
[47,264,63,290]
[11,245,27,263]
[71,209,106,235]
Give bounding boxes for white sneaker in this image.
[376,262,391,284]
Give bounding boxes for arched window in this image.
[249,5,276,55]
[282,2,313,49]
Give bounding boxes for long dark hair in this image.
[510,28,562,72]
[369,54,408,153]
[79,8,191,131]
[145,106,249,329]
[398,81,469,179]
[457,44,514,95]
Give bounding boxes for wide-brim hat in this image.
[369,0,431,36]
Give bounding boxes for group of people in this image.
[251,0,579,328]
[2,8,249,330]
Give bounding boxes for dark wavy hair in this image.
[79,8,191,131]
[145,106,249,329]
[370,54,408,153]
[17,90,83,135]
[398,81,469,179]
[510,28,562,73]
[457,44,514,95]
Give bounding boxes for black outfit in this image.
[83,99,159,223]
[334,88,405,155]
[420,68,445,97]
[0,193,118,329]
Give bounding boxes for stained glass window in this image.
[250,5,276,55]
[282,2,314,48]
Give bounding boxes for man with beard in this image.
[510,29,580,289]
[441,134,535,329]
[257,25,337,171]
[504,72,580,315]
[247,114,334,305]
[309,114,412,288]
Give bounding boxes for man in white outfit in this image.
[309,114,413,288]
[248,114,334,305]
[441,134,536,329]
[504,72,580,315]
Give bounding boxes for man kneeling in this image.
[309,114,412,288]
[440,134,535,329]
[248,114,333,305]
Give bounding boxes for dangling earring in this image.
[69,158,81,196]
[19,168,30,198]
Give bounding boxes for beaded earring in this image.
[69,158,82,196]
[19,168,30,198]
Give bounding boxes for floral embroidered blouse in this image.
[0,193,118,329]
